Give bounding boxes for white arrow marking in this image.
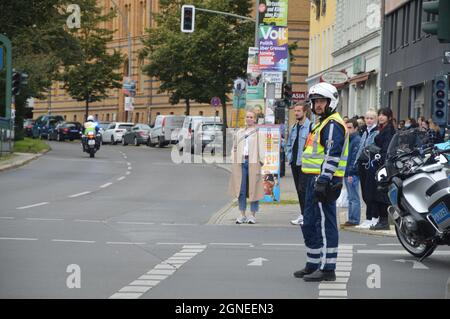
[247,257,268,267]
[394,259,429,269]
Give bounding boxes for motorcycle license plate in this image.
[431,202,450,226]
[88,140,95,145]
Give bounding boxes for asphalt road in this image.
[0,141,449,299]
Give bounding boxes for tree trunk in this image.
[185,98,190,116]
[85,99,89,122]
[221,99,227,158]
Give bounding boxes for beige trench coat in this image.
[228,127,266,202]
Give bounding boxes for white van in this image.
[149,115,185,147]
[177,116,221,152]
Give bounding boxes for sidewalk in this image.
[212,160,395,237]
[0,151,47,172]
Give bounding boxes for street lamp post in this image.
[111,0,132,122]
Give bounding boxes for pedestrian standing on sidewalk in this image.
[342,118,361,227]
[355,109,379,229]
[229,110,266,225]
[286,102,311,226]
[293,82,349,282]
[370,108,396,230]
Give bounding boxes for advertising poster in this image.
[246,99,265,124]
[246,47,264,100]
[258,26,289,72]
[258,0,289,27]
[258,125,281,203]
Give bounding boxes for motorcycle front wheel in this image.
[89,148,95,158]
[395,225,437,259]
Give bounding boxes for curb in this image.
[0,148,50,173]
[340,225,396,237]
[206,199,237,225]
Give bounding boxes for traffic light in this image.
[431,74,448,126]
[283,83,293,107]
[181,5,195,33]
[422,0,450,43]
[12,72,21,95]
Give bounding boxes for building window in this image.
[64,115,67,120]
[106,114,110,121]
[417,0,423,40]
[199,111,204,116]
[95,114,98,121]
[156,112,160,116]
[401,4,410,46]
[170,112,174,115]
[138,59,145,93]
[215,110,219,116]
[74,114,77,121]
[313,0,321,20]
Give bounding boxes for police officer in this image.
[293,82,349,282]
[81,115,100,151]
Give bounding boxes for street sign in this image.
[262,71,283,83]
[210,96,221,107]
[321,71,349,85]
[125,96,134,111]
[292,91,307,102]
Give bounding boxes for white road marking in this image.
[109,245,206,299]
[161,223,198,226]
[183,245,207,249]
[115,221,155,225]
[210,243,253,246]
[100,182,113,188]
[126,171,131,175]
[52,239,95,244]
[119,286,152,293]
[0,237,38,241]
[180,249,205,253]
[319,290,348,297]
[106,242,146,245]
[110,293,141,299]
[319,283,347,290]
[139,275,168,281]
[166,256,192,260]
[26,218,63,221]
[117,176,125,181]
[127,162,131,166]
[16,202,49,210]
[262,243,305,247]
[377,243,401,246]
[357,250,450,256]
[335,272,351,277]
[0,217,15,220]
[156,242,202,245]
[69,191,91,198]
[128,167,132,170]
[75,219,104,223]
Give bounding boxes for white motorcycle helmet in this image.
[308,82,340,114]
[87,115,95,122]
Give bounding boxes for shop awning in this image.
[348,71,374,84]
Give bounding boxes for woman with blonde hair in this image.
[229,110,266,224]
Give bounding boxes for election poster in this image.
[258,26,289,72]
[258,124,281,203]
[258,0,289,27]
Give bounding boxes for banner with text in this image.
[258,26,289,72]
[259,124,281,203]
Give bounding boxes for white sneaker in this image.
[247,216,256,224]
[236,216,247,224]
[370,217,379,227]
[356,220,372,229]
[290,215,304,226]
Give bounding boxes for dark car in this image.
[23,119,35,137]
[48,121,82,141]
[32,115,64,139]
[122,123,151,146]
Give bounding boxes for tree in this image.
[61,0,123,121]
[140,0,254,119]
[0,0,81,139]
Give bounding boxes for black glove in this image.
[313,180,328,203]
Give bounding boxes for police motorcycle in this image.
[81,122,101,158]
[375,128,450,260]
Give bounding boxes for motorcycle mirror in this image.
[376,167,388,182]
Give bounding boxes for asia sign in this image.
[258,26,289,72]
[258,0,289,27]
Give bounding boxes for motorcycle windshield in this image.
[387,128,423,160]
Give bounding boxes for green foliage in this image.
[13,138,50,154]
[60,0,123,120]
[140,0,254,115]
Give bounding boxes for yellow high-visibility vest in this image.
[301,112,349,177]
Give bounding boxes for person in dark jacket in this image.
[343,118,362,226]
[370,108,396,230]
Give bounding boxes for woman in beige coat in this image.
[229,110,266,224]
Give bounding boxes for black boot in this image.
[370,218,390,230]
[293,267,316,278]
[303,269,336,282]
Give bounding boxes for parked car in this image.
[149,115,185,147]
[32,115,64,139]
[193,122,224,154]
[48,121,82,141]
[122,123,151,146]
[177,116,221,152]
[23,119,34,137]
[98,122,110,143]
[101,122,134,144]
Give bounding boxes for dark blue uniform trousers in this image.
[300,175,339,271]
